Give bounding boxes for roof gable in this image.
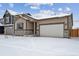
[7,9,18,15]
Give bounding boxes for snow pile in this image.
[0,35,79,56]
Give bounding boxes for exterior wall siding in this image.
[4,26,14,35]
[15,30,25,36]
[64,29,70,38]
[15,30,33,36]
[27,21,34,29]
[15,18,26,30]
[14,16,34,36]
[37,17,68,29]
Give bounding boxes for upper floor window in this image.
[6,17,9,23]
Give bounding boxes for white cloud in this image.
[58,8,63,11]
[40,10,55,15]
[0,4,2,7]
[24,3,54,9]
[40,3,54,6]
[57,7,71,14]
[66,7,71,11]
[9,3,14,8]
[30,6,40,9]
[32,10,55,19]
[30,3,40,9]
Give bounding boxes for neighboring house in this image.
[0,9,73,38]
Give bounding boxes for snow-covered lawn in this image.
[0,35,79,56]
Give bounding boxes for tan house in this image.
[0,9,73,38]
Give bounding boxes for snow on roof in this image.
[19,15,28,20]
[32,13,72,20]
[7,9,18,15]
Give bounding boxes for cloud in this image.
[40,3,54,6]
[58,8,63,11]
[9,3,14,8]
[0,4,2,7]
[57,7,71,14]
[24,3,40,9]
[30,6,40,9]
[30,3,40,9]
[66,7,71,11]
[40,10,55,15]
[32,10,55,19]
[24,3,54,9]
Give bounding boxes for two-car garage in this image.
[40,24,64,37]
[36,13,73,38]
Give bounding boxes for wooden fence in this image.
[70,29,79,37]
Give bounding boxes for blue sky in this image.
[0,3,79,28]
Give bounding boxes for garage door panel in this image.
[40,24,64,37]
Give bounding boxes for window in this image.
[17,23,24,30]
[6,17,9,23]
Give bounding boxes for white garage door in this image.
[40,24,64,37]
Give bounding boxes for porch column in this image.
[34,22,36,36]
